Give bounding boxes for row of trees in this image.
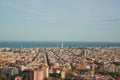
[0,73,29,80]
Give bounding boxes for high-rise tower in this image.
[56,42,58,48]
[61,42,64,48]
[20,44,23,53]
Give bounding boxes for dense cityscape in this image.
[0,44,120,80]
[1,0,120,80]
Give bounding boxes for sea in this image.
[0,41,120,48]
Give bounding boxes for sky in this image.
[0,0,120,42]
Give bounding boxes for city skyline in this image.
[0,0,120,42]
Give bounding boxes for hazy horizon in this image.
[0,0,120,42]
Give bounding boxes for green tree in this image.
[24,76,28,80]
[43,77,49,80]
[0,73,7,80]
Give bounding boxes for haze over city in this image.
[0,0,120,42]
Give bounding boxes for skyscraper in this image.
[61,42,64,48]
[20,44,23,53]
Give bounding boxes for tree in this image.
[0,73,7,80]
[43,77,49,80]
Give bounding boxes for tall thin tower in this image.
[57,42,58,48]
[61,42,64,48]
[20,44,23,53]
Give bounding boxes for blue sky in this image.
[0,0,120,42]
